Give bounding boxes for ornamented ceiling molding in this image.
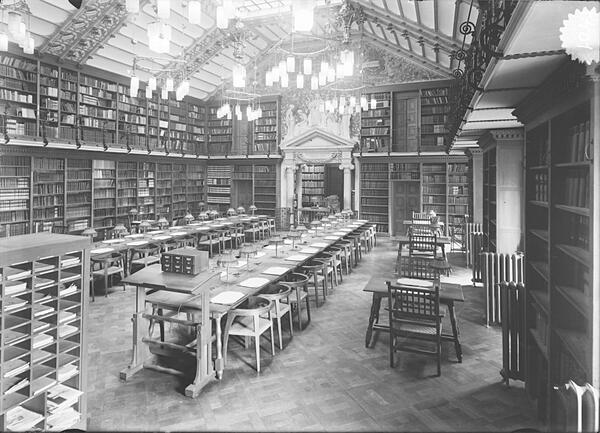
[39,0,148,64]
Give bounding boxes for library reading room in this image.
[0,0,599,431]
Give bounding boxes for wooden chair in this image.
[314,254,337,289]
[230,223,246,249]
[244,221,262,243]
[397,256,438,280]
[259,284,293,350]
[301,260,328,307]
[90,252,126,301]
[223,296,275,373]
[410,212,433,235]
[197,230,220,257]
[129,243,161,274]
[280,273,311,330]
[386,281,444,376]
[333,241,353,274]
[409,233,437,258]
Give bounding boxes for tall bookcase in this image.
[116,161,137,225]
[252,100,279,154]
[0,233,90,431]
[92,160,116,231]
[0,155,31,237]
[253,164,277,216]
[206,165,231,212]
[32,157,64,235]
[78,74,117,145]
[137,162,155,220]
[0,54,37,138]
[172,163,187,220]
[59,67,78,142]
[359,161,389,232]
[186,164,205,215]
[360,92,391,153]
[155,163,172,219]
[514,60,598,427]
[301,165,325,207]
[420,87,449,149]
[479,129,523,253]
[65,159,92,233]
[39,63,59,140]
[117,84,148,151]
[207,107,232,156]
[168,100,189,154]
[389,162,420,235]
[188,103,206,155]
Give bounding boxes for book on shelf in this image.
[3,357,30,378]
[5,405,44,432]
[35,276,56,289]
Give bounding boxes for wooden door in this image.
[392,181,421,236]
[392,92,419,152]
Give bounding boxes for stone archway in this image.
[279,128,357,210]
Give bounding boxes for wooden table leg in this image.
[447,301,462,363]
[185,290,214,398]
[214,313,224,380]
[120,285,150,380]
[365,293,383,348]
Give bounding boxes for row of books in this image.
[561,213,590,251]
[360,180,388,189]
[0,177,29,188]
[0,199,29,210]
[0,210,28,223]
[532,173,548,202]
[361,197,387,206]
[567,120,591,163]
[447,196,469,205]
[423,175,445,184]
[562,172,589,208]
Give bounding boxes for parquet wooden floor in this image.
[87,238,544,432]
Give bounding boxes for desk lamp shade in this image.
[227,208,236,216]
[139,220,151,232]
[311,220,321,227]
[249,204,257,215]
[236,206,245,214]
[218,249,238,283]
[199,201,205,210]
[129,208,138,215]
[157,216,169,227]
[240,243,257,271]
[113,223,128,237]
[184,211,194,222]
[82,227,96,238]
[210,209,219,219]
[198,211,208,221]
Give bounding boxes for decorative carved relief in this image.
[295,152,342,165]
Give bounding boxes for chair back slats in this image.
[387,282,440,322]
[398,256,437,280]
[409,233,437,257]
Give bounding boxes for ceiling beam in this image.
[363,33,452,78]
[433,0,439,33]
[356,0,463,50]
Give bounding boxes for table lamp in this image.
[199,201,205,212]
[81,227,97,241]
[249,204,257,215]
[184,211,194,224]
[210,209,219,220]
[218,249,238,284]
[128,208,139,231]
[310,220,322,236]
[320,216,331,232]
[157,216,169,229]
[198,211,208,221]
[113,223,128,238]
[269,233,284,257]
[239,243,257,272]
[236,206,245,215]
[139,220,151,233]
[296,225,308,241]
[287,227,301,249]
[227,207,237,217]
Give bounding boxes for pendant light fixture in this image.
[296,73,304,89]
[188,0,202,25]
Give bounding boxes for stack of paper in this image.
[147,230,163,234]
[395,278,433,288]
[5,266,31,281]
[33,303,54,318]
[58,324,78,338]
[324,236,339,240]
[60,256,80,267]
[32,333,54,349]
[59,284,78,297]
[4,377,29,394]
[310,242,328,248]
[32,292,52,304]
[261,267,292,276]
[32,376,57,395]
[60,272,80,283]
[5,405,44,431]
[124,233,144,239]
[32,348,52,364]
[57,364,78,382]
[47,406,80,432]
[34,262,55,273]
[4,296,28,312]
[238,277,270,288]
[299,247,319,254]
[285,254,310,262]
[210,291,245,305]
[58,311,76,323]
[90,247,114,255]
[102,239,124,245]
[4,329,26,345]
[35,277,55,289]
[3,358,30,378]
[47,384,82,414]
[5,281,27,296]
[33,321,50,333]
[126,240,148,247]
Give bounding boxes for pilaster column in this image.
[295,168,303,208]
[467,148,483,224]
[285,165,295,208]
[339,162,354,210]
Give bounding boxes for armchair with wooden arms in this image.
[386,280,444,376]
[90,252,126,301]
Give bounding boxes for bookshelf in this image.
[391,91,419,152]
[0,54,37,138]
[514,61,597,427]
[207,107,232,156]
[420,87,449,149]
[479,129,523,253]
[188,103,206,156]
[147,94,160,152]
[253,164,277,216]
[360,92,391,153]
[32,157,64,235]
[172,163,187,220]
[156,163,172,219]
[78,74,117,146]
[116,161,137,225]
[1,155,31,237]
[231,164,253,210]
[252,101,278,154]
[389,162,420,235]
[92,160,116,231]
[158,98,169,153]
[137,162,155,220]
[39,63,59,141]
[117,84,148,151]
[447,161,470,248]
[0,233,89,431]
[186,164,205,215]
[421,162,447,219]
[58,68,78,142]
[206,165,231,212]
[169,100,189,154]
[301,165,325,207]
[65,159,92,233]
[359,162,389,232]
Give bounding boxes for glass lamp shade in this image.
[286,56,295,73]
[139,221,151,230]
[7,11,22,36]
[236,206,246,214]
[157,217,169,227]
[210,210,219,219]
[145,87,152,98]
[184,211,194,222]
[310,220,321,228]
[148,76,157,91]
[129,208,138,216]
[113,223,128,235]
[156,0,170,19]
[249,205,257,215]
[81,227,97,238]
[311,75,318,90]
[293,1,315,32]
[227,208,236,216]
[303,58,312,75]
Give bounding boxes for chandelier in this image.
[129,56,190,101]
[0,0,35,54]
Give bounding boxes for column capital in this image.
[339,163,354,171]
